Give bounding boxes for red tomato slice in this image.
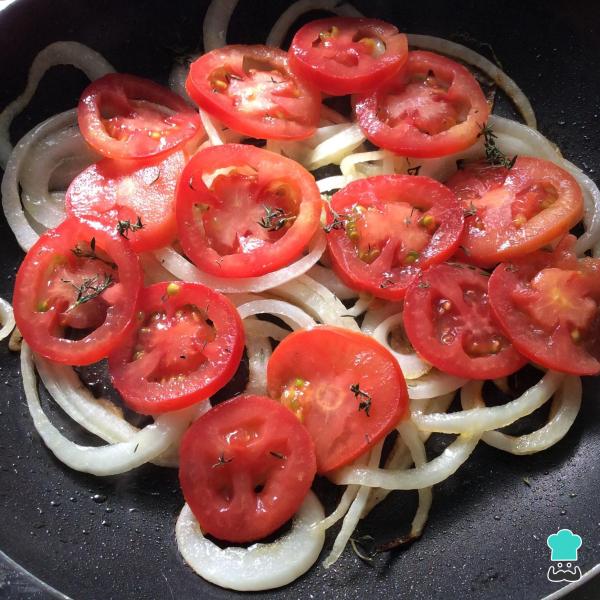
[354,51,490,158]
[186,45,321,140]
[109,282,244,414]
[179,394,316,543]
[176,143,322,278]
[289,17,408,95]
[65,151,185,252]
[325,175,464,300]
[13,218,142,365]
[78,73,202,160]
[488,236,600,375]
[446,157,584,266]
[266,326,408,474]
[404,263,526,379]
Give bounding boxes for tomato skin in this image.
[109,282,244,415]
[354,51,490,158]
[65,151,185,252]
[176,143,322,278]
[13,218,142,366]
[78,73,202,160]
[267,326,408,474]
[186,45,321,140]
[179,394,316,543]
[289,17,408,95]
[489,236,600,375]
[446,157,584,266]
[404,263,526,380]
[326,175,464,300]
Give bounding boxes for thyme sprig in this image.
[479,124,517,169]
[63,273,114,311]
[257,206,296,231]
[350,383,372,417]
[71,237,117,269]
[324,209,347,233]
[117,216,144,239]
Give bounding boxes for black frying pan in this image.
[1,1,600,598]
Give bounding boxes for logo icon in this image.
[546,529,583,583]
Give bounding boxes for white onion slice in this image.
[243,319,290,341]
[273,274,360,330]
[397,421,432,538]
[414,370,564,434]
[316,175,348,194]
[406,34,536,128]
[406,369,467,400]
[176,491,325,591]
[330,430,480,490]
[2,110,77,251]
[323,441,383,568]
[373,313,432,380]
[306,264,358,300]
[0,298,15,342]
[0,42,114,167]
[463,376,582,455]
[237,299,316,330]
[22,343,194,475]
[153,231,326,294]
[199,108,225,145]
[305,123,365,171]
[340,150,396,180]
[244,330,272,396]
[202,0,239,52]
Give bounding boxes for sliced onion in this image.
[316,175,348,194]
[340,150,396,180]
[406,368,467,400]
[373,313,432,380]
[273,274,360,330]
[176,491,325,591]
[305,123,365,171]
[323,441,383,568]
[306,264,358,300]
[22,343,195,475]
[0,42,114,167]
[0,298,15,342]
[199,108,225,145]
[2,110,77,251]
[243,319,290,341]
[397,420,432,538]
[330,430,480,490]
[463,376,582,455]
[237,299,317,330]
[407,34,536,128]
[244,330,272,396]
[414,370,564,434]
[153,231,326,294]
[202,0,239,52]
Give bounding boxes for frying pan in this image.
[0,0,599,598]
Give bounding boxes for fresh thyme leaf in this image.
[380,278,395,289]
[269,451,286,460]
[211,452,233,468]
[117,216,144,239]
[478,124,517,169]
[407,165,422,176]
[71,238,117,269]
[350,383,372,416]
[324,209,347,233]
[463,201,478,218]
[257,205,296,231]
[63,273,114,311]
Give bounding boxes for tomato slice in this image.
[65,151,185,252]
[78,73,202,160]
[13,218,142,365]
[446,157,584,266]
[289,17,408,95]
[176,143,322,278]
[488,236,600,375]
[108,282,244,414]
[403,263,526,379]
[186,45,321,140]
[266,326,408,474]
[354,51,490,158]
[325,175,464,300]
[179,394,316,543]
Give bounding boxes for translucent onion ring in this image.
[0,298,15,342]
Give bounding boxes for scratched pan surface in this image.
[0,0,599,598]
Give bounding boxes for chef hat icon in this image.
[547,529,582,561]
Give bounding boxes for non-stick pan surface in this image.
[0,1,599,598]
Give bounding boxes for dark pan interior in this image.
[0,1,600,599]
